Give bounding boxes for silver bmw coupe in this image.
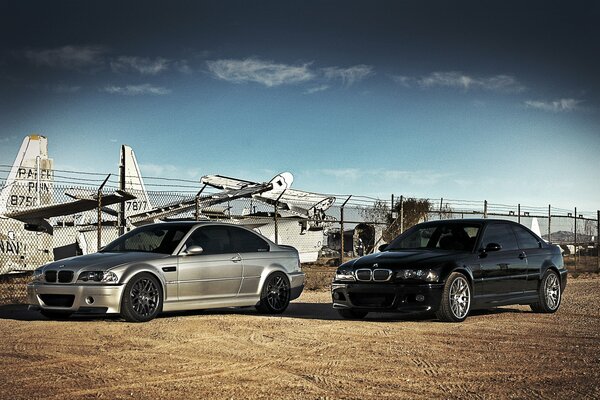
[28,222,305,322]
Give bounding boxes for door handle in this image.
[231,256,242,263]
[518,252,526,260]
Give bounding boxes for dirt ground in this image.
[0,277,599,400]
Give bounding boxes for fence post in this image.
[548,205,551,241]
[518,204,521,224]
[340,195,352,264]
[273,189,287,245]
[118,148,126,236]
[574,207,577,270]
[399,195,404,233]
[439,198,443,220]
[97,174,110,251]
[195,184,207,221]
[484,200,488,219]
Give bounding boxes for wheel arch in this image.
[257,263,290,292]
[539,263,563,290]
[116,265,166,311]
[440,263,474,287]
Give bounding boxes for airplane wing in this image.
[128,182,275,226]
[5,190,136,223]
[253,189,336,218]
[204,171,334,220]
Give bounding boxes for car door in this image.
[228,226,272,296]
[511,224,544,294]
[478,222,528,299]
[177,225,243,302]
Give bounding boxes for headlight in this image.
[32,269,44,282]
[78,271,119,283]
[397,269,439,282]
[335,268,355,282]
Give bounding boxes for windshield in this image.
[101,224,192,254]
[387,223,481,252]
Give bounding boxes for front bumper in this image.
[331,281,444,313]
[27,282,126,314]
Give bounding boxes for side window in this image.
[480,223,518,251]
[512,225,541,249]
[185,226,233,255]
[229,226,270,253]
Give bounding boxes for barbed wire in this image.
[1,165,598,216]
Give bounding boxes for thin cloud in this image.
[322,65,373,86]
[525,98,582,112]
[139,163,179,176]
[321,168,362,181]
[394,71,525,93]
[23,45,106,70]
[174,60,192,74]
[101,84,171,96]
[111,56,170,75]
[206,58,314,87]
[48,84,81,94]
[319,168,449,186]
[304,85,330,94]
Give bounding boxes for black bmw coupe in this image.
[332,219,566,322]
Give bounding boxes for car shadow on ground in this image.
[0,302,529,323]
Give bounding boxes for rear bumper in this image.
[27,282,125,314]
[289,272,305,301]
[331,282,444,313]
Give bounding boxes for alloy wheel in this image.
[266,275,290,312]
[130,277,160,317]
[544,273,560,311]
[449,276,470,319]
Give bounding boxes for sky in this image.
[0,0,599,212]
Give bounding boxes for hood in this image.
[345,249,469,269]
[42,252,169,272]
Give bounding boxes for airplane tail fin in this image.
[0,135,53,215]
[120,145,152,217]
[530,217,542,238]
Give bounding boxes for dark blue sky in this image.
[1,1,599,210]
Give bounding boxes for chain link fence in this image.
[1,176,599,304]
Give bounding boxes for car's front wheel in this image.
[530,269,561,313]
[120,272,162,322]
[256,272,290,314]
[436,272,471,322]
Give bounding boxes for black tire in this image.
[256,272,290,314]
[530,270,561,313]
[337,309,368,319]
[40,310,72,320]
[120,272,162,322]
[436,272,471,322]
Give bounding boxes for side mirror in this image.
[483,243,502,252]
[378,243,388,252]
[185,245,204,256]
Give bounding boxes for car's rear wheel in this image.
[40,310,72,320]
[120,273,162,322]
[256,272,290,314]
[530,270,561,313]
[436,272,471,322]
[337,309,368,319]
